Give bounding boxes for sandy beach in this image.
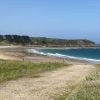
[0,46,97,100]
[0,46,90,64]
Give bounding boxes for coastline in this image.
[0,46,94,64]
[28,47,100,64]
[0,46,98,99]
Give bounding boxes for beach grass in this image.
[0,60,68,83]
[57,64,100,100]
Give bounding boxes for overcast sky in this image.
[0,0,100,43]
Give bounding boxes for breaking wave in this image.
[28,49,100,63]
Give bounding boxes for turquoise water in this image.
[29,48,100,63]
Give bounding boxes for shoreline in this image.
[28,47,100,64]
[0,46,98,99]
[0,45,99,64]
[0,46,91,64]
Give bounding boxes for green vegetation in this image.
[0,35,96,47]
[59,65,100,100]
[31,37,96,47]
[0,60,67,83]
[0,35,32,45]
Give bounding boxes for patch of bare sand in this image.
[0,64,95,100]
[0,46,24,61]
[0,46,21,49]
[0,54,20,60]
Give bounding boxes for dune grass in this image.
[58,64,100,100]
[0,60,68,83]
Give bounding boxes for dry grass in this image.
[0,60,67,83]
[59,64,100,100]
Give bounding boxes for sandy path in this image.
[0,64,95,100]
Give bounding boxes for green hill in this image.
[0,35,96,47]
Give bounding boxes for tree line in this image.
[0,35,32,45]
[0,35,96,47]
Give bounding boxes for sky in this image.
[0,0,100,43]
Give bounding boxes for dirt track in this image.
[0,64,95,100]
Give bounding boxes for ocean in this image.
[28,48,100,63]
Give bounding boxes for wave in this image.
[38,47,100,50]
[28,49,100,63]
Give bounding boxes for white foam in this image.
[28,49,100,63]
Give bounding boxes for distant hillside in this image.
[0,35,32,45]
[31,37,96,47]
[0,35,96,47]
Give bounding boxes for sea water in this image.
[28,47,100,63]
